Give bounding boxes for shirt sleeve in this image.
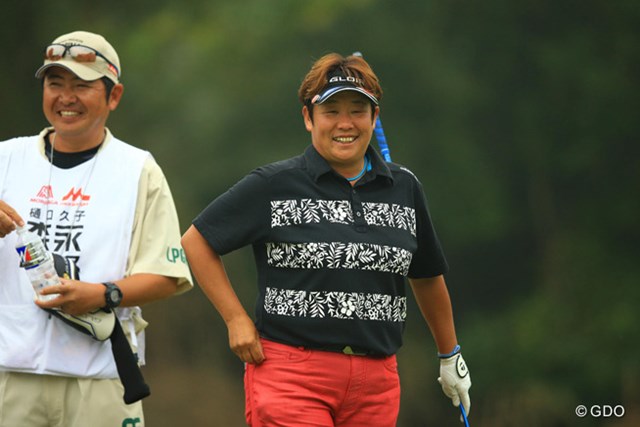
[126,156,193,295]
[193,170,270,256]
[407,177,449,278]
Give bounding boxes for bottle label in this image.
[15,244,40,269]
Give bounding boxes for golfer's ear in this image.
[108,84,124,111]
[302,105,313,131]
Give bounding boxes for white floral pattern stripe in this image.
[271,199,416,236]
[267,241,413,276]
[264,286,407,322]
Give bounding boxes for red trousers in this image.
[244,339,400,427]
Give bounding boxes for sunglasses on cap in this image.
[44,43,120,78]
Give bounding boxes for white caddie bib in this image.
[0,129,148,378]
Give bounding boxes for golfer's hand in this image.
[227,314,265,365]
[438,353,472,419]
[0,200,23,238]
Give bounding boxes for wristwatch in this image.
[102,282,123,309]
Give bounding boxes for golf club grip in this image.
[110,317,150,404]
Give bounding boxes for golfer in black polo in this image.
[182,52,471,427]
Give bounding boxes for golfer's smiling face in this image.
[303,91,378,178]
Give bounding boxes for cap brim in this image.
[35,60,109,82]
[313,85,379,105]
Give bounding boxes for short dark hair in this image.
[101,77,115,101]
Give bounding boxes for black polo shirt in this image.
[194,144,448,356]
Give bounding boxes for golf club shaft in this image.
[351,51,392,162]
[374,116,392,162]
[460,403,470,427]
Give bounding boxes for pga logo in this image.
[165,246,187,264]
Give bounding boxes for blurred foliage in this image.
[1,0,639,425]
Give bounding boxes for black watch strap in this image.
[102,282,123,309]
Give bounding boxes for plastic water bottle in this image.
[15,226,60,301]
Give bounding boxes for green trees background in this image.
[2,1,638,425]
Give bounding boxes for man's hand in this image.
[438,353,472,419]
[35,279,106,315]
[227,314,265,365]
[0,200,23,238]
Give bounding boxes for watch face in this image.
[103,283,122,309]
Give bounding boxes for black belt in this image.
[341,345,370,356]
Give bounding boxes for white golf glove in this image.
[438,350,472,420]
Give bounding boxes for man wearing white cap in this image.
[0,31,193,426]
[182,53,471,426]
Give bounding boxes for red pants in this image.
[244,339,400,427]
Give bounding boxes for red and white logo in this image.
[62,187,91,202]
[30,185,91,206]
[35,185,54,199]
